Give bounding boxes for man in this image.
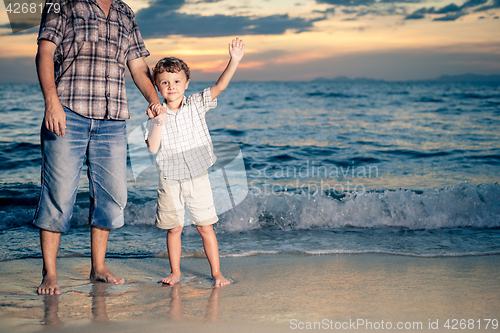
[34,0,163,295]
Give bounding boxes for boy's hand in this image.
[146,102,165,118]
[154,113,168,126]
[229,38,245,63]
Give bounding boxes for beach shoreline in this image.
[0,253,499,333]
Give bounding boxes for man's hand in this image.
[229,37,245,63]
[146,102,166,118]
[44,102,66,137]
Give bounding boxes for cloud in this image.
[435,3,460,13]
[0,24,40,36]
[338,4,408,18]
[405,0,499,20]
[135,0,320,38]
[379,0,422,3]
[316,0,376,6]
[313,7,336,15]
[405,6,468,21]
[318,0,497,20]
[342,9,358,13]
[433,11,467,20]
[460,0,488,9]
[404,7,431,19]
[474,0,500,11]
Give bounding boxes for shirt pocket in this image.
[114,11,133,63]
[72,9,98,43]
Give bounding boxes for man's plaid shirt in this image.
[37,0,150,120]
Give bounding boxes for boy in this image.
[145,38,245,287]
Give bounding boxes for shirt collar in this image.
[89,0,124,16]
[111,0,127,13]
[163,96,187,115]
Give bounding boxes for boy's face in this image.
[155,70,190,108]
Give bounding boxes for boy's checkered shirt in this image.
[145,88,218,180]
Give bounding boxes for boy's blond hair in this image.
[152,57,191,83]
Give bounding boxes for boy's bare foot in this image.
[213,273,230,287]
[161,272,181,285]
[90,267,125,285]
[38,274,61,295]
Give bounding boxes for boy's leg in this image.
[184,172,229,287]
[196,225,230,287]
[162,226,183,285]
[38,229,61,295]
[156,177,186,285]
[90,226,125,284]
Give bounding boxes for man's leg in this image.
[38,229,61,295]
[87,118,127,284]
[90,225,124,284]
[35,107,90,294]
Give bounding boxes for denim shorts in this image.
[33,107,127,232]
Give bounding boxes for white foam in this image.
[6,182,498,231]
[211,182,500,231]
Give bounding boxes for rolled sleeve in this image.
[127,17,150,61]
[37,0,66,47]
[192,88,217,115]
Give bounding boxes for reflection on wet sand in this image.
[42,295,62,329]
[162,283,221,322]
[42,282,221,328]
[90,283,109,323]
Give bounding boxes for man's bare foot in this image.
[38,274,61,295]
[161,272,181,285]
[213,273,230,287]
[90,267,125,285]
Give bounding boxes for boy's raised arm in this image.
[210,38,245,100]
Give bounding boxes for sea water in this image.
[0,80,499,261]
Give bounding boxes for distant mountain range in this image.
[312,74,500,82]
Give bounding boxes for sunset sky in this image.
[0,0,499,83]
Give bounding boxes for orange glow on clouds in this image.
[0,0,499,82]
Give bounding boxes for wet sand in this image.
[0,254,499,333]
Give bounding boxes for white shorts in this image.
[156,171,218,229]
